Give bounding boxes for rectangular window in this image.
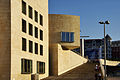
[70,32,74,42]
[29,6,33,19]
[22,0,26,15]
[40,14,43,26]
[37,61,45,74]
[29,40,33,53]
[22,19,26,33]
[40,30,43,41]
[35,10,38,22]
[40,45,43,55]
[61,32,74,42]
[35,43,38,54]
[29,23,33,36]
[35,27,38,38]
[61,32,66,42]
[21,59,32,74]
[66,32,69,42]
[22,38,26,51]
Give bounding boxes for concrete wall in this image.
[0,0,11,80]
[49,44,87,76]
[49,14,80,49]
[0,0,48,80]
[10,0,49,80]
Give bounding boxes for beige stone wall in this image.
[10,0,49,80]
[49,44,87,76]
[57,44,87,75]
[49,14,80,49]
[0,0,11,80]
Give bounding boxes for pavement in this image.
[42,61,98,80]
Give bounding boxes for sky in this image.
[49,0,120,41]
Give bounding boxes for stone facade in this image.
[0,0,49,80]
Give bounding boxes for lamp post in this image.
[99,21,110,80]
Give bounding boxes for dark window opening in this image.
[40,30,43,41]
[29,40,33,53]
[29,6,33,19]
[35,27,38,38]
[22,19,26,33]
[35,10,38,22]
[29,23,33,36]
[35,43,38,54]
[40,14,43,26]
[40,45,43,55]
[22,0,26,15]
[22,38,26,51]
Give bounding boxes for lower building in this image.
[111,40,120,60]
[84,34,112,59]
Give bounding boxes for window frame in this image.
[35,10,38,22]
[22,0,26,15]
[40,14,43,26]
[29,40,33,53]
[28,5,33,19]
[29,23,33,36]
[22,37,27,51]
[61,32,74,43]
[21,59,32,74]
[40,45,43,56]
[37,61,45,74]
[22,19,26,33]
[35,42,38,54]
[35,27,38,38]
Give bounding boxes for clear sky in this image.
[49,0,120,41]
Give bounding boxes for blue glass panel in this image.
[61,32,66,42]
[66,32,69,42]
[70,32,74,42]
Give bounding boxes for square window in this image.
[29,40,33,53]
[40,14,43,26]
[22,38,26,51]
[40,30,43,41]
[22,19,26,33]
[35,10,38,22]
[61,32,74,42]
[22,0,26,15]
[35,27,38,38]
[28,6,33,19]
[29,23,33,36]
[35,43,38,54]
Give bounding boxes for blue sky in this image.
[49,0,120,41]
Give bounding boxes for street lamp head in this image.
[99,21,104,24]
[105,21,110,24]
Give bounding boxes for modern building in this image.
[49,14,87,76]
[0,0,49,80]
[111,40,120,60]
[84,34,112,59]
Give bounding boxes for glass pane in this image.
[70,32,74,42]
[66,32,69,42]
[22,1,26,15]
[61,32,66,42]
